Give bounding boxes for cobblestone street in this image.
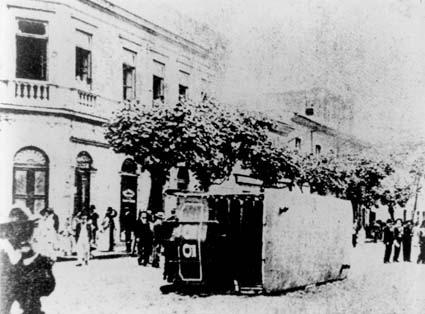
[13,242,425,314]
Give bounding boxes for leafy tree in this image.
[292,152,394,220]
[105,99,278,212]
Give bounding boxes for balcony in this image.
[0,78,121,121]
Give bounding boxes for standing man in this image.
[120,206,135,253]
[135,211,153,266]
[393,219,403,263]
[383,219,394,263]
[88,205,99,245]
[152,212,164,268]
[402,220,413,262]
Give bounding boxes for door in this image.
[74,168,91,213]
[120,158,138,231]
[234,196,263,287]
[73,151,93,214]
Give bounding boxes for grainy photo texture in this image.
[1,0,425,313]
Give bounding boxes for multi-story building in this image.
[0,0,224,223]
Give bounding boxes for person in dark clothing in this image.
[162,210,178,282]
[120,206,135,253]
[393,219,403,262]
[88,205,99,245]
[417,220,425,264]
[14,252,55,314]
[402,220,413,262]
[0,207,55,314]
[135,211,153,266]
[383,219,394,263]
[151,212,164,268]
[102,207,118,251]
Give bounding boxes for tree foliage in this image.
[105,98,404,218]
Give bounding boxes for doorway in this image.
[74,151,93,214]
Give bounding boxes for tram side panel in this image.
[262,189,352,293]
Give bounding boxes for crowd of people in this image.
[370,218,425,264]
[25,204,170,268]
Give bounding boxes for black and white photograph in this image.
[1,0,425,313]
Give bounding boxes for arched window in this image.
[177,167,189,190]
[121,158,137,174]
[74,151,93,214]
[13,146,49,213]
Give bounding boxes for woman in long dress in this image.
[32,208,58,261]
[101,207,117,252]
[75,216,90,266]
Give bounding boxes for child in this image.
[0,206,56,314]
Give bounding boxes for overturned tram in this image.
[161,188,352,294]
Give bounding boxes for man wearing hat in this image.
[152,212,164,268]
[0,206,56,314]
[383,219,394,263]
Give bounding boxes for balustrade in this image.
[14,80,50,100]
[0,79,123,120]
[77,89,97,107]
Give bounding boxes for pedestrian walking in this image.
[383,219,394,263]
[416,220,425,264]
[0,206,56,314]
[402,220,413,262]
[393,219,403,262]
[102,207,118,251]
[135,211,153,266]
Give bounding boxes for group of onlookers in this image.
[122,209,166,267]
[354,218,425,264]
[382,219,415,263]
[27,204,168,268]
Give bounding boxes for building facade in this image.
[0,0,222,224]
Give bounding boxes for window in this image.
[75,30,92,85]
[295,137,301,150]
[177,167,189,190]
[179,70,190,101]
[152,60,165,102]
[16,19,48,80]
[76,47,91,84]
[201,78,208,101]
[13,147,49,214]
[315,144,322,155]
[122,49,136,101]
[153,75,164,101]
[179,84,188,101]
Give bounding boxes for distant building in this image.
[0,0,224,224]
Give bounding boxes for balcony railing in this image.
[74,88,97,108]
[0,79,121,121]
[14,80,50,100]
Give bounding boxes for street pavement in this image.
[11,242,425,314]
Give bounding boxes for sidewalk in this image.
[57,242,131,262]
